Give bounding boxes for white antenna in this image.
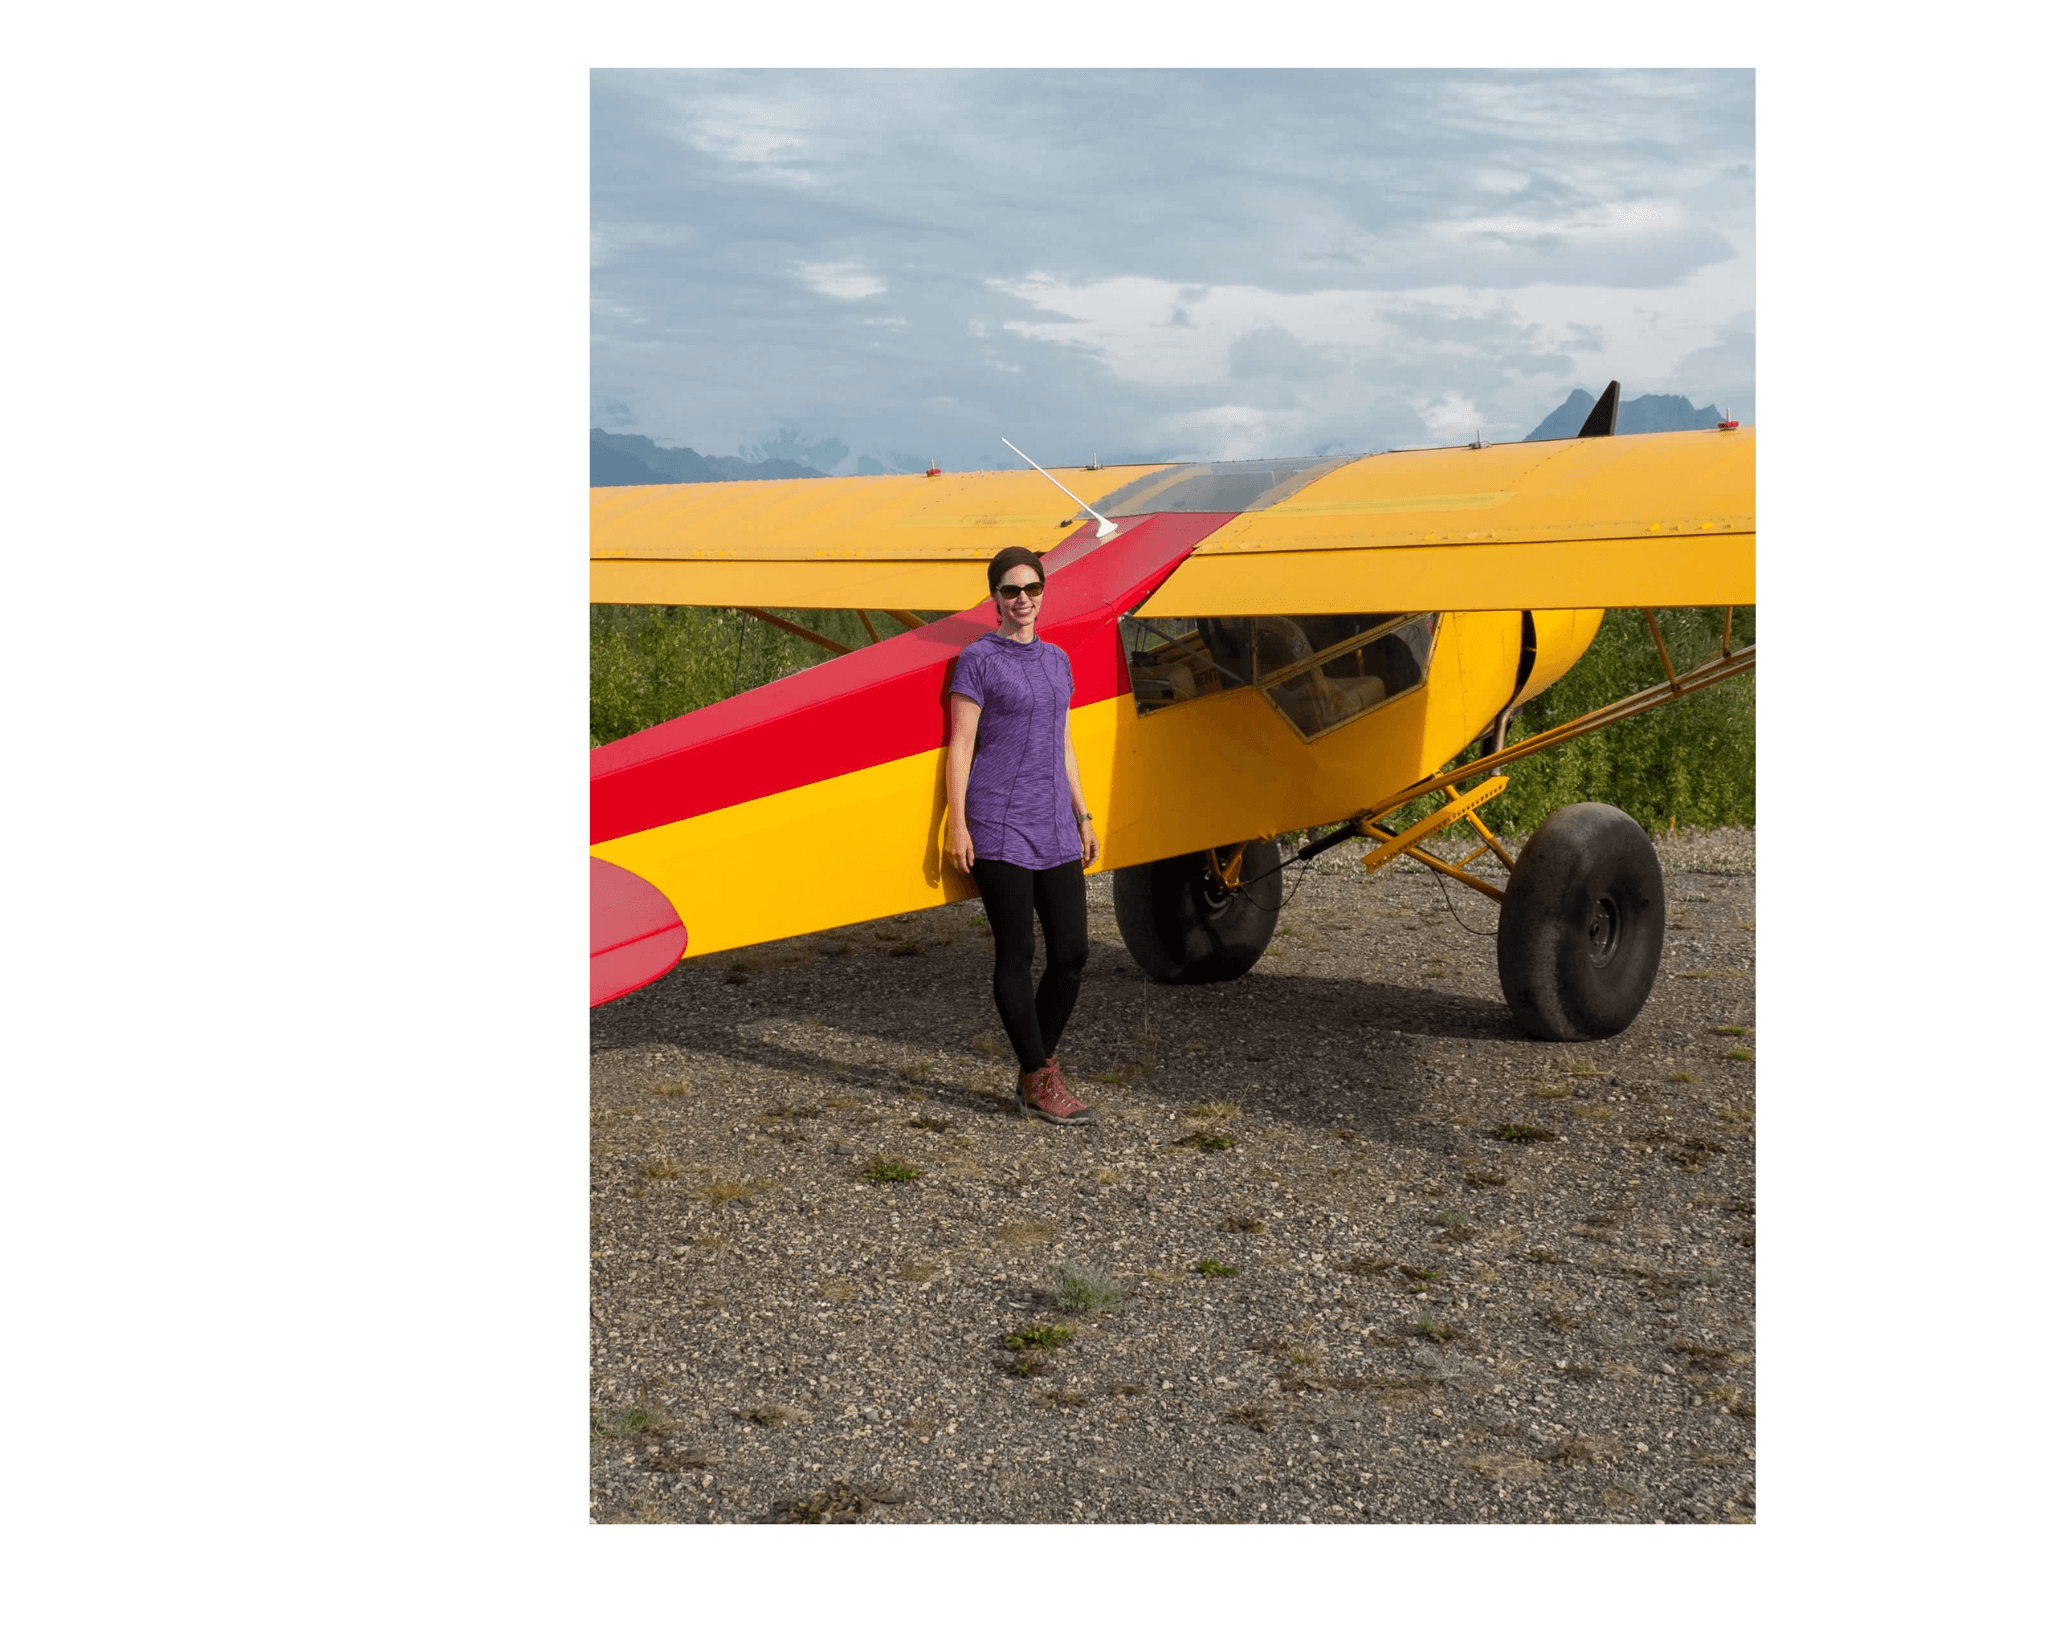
[1001,437,1118,538]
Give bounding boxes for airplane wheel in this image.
[1112,839,1283,985]
[1496,803,1664,1041]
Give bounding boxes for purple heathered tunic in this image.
[948,632,1081,869]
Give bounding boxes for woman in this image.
[944,546,1099,1125]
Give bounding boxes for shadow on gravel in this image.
[593,939,1526,1150]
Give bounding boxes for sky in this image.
[591,68,1754,473]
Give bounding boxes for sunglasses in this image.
[996,580,1045,601]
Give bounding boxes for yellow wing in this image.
[590,463,1169,610]
[588,429,1753,614]
[1135,428,1753,615]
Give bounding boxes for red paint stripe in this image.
[591,930,687,1007]
[589,856,688,1005]
[590,513,1231,845]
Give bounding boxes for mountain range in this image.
[591,392,1734,487]
[1523,390,1727,441]
[590,429,827,487]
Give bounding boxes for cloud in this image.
[591,68,1752,464]
[1661,311,1755,419]
[1229,326,1341,381]
[797,261,886,300]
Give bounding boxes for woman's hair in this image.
[986,544,1045,597]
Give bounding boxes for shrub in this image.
[1048,1262,1127,1313]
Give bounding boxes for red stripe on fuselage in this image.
[590,513,1233,845]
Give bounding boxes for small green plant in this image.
[1668,1071,1696,1084]
[1191,1102,1241,1122]
[1495,1123,1557,1144]
[907,1114,951,1132]
[1038,1388,1088,1409]
[1336,1255,1393,1274]
[1466,1170,1508,1187]
[1182,1130,1237,1151]
[1003,1352,1055,1378]
[1399,1265,1443,1285]
[1411,1313,1461,1343]
[1433,1210,1472,1228]
[1220,1214,1267,1234]
[1565,1059,1601,1077]
[591,1406,665,1439]
[1521,1246,1567,1265]
[1724,1048,1754,1062]
[1048,1262,1127,1313]
[863,1157,924,1183]
[1713,1025,1750,1037]
[1195,1259,1239,1278]
[1531,1084,1572,1100]
[1002,1324,1073,1352]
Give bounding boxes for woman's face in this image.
[995,565,1044,634]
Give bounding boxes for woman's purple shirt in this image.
[948,632,1081,868]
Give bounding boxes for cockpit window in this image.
[1119,610,1439,741]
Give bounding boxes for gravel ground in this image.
[589,826,1756,1525]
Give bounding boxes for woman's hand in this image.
[1077,815,1099,868]
[945,817,976,876]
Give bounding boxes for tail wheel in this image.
[1497,803,1665,1040]
[1112,839,1283,985]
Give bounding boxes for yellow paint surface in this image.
[1137,534,1751,615]
[592,464,1170,564]
[1516,609,1605,707]
[592,613,1526,956]
[1138,429,1752,615]
[1206,428,1753,549]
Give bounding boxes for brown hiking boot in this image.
[1017,1064,1092,1125]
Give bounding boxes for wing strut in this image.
[735,607,853,656]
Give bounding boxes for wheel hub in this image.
[1587,894,1622,968]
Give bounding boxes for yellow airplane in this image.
[590,392,1753,1041]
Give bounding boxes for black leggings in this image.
[970,856,1088,1073]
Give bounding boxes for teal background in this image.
[12,16,2031,1638]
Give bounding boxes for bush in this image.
[591,603,1757,834]
[590,606,941,748]
[1047,1262,1127,1314]
[1383,606,1756,837]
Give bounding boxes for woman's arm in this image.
[945,693,981,874]
[1064,713,1099,868]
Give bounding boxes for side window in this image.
[1119,611,1439,741]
